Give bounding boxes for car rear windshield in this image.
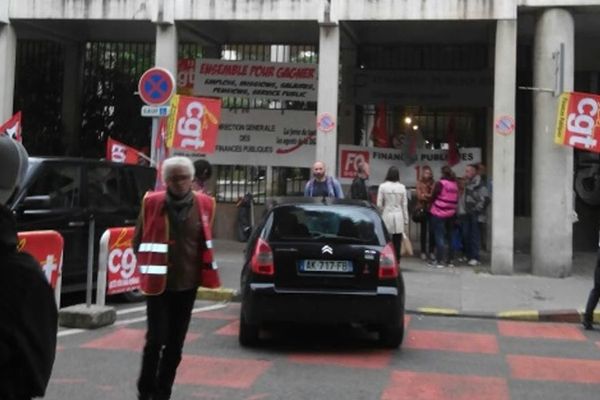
[267,204,386,245]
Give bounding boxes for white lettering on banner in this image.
[111,144,126,163]
[42,254,58,284]
[177,101,206,150]
[108,277,141,289]
[567,97,599,149]
[108,248,137,279]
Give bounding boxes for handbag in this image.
[411,206,426,223]
[401,234,414,257]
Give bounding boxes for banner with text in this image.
[103,227,140,295]
[166,95,222,154]
[193,59,318,102]
[338,145,481,187]
[17,230,63,289]
[174,109,316,167]
[554,91,600,153]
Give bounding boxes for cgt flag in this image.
[0,112,22,142]
[165,95,222,154]
[106,137,143,165]
[555,91,600,153]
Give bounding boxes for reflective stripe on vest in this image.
[138,242,168,253]
[139,265,168,275]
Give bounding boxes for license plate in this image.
[300,260,353,273]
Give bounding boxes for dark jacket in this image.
[349,176,369,200]
[0,206,57,400]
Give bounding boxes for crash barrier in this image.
[17,230,64,308]
[96,227,141,306]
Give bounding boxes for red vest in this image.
[136,191,221,295]
[430,179,459,218]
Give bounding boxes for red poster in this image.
[166,95,222,154]
[106,227,140,295]
[371,102,389,148]
[106,137,141,165]
[17,230,63,289]
[177,59,196,95]
[339,149,370,179]
[0,111,22,142]
[555,91,600,153]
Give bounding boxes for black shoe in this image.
[582,320,594,330]
[138,393,152,400]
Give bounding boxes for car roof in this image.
[266,196,377,210]
[29,156,154,170]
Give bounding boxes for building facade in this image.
[2,0,600,277]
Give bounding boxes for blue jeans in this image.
[430,215,455,264]
[462,213,480,261]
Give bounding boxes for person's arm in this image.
[402,187,409,226]
[376,185,384,210]
[430,181,442,202]
[132,202,144,253]
[304,181,311,197]
[333,178,344,199]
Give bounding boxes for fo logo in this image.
[340,150,369,179]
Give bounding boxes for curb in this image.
[198,287,600,325]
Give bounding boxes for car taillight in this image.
[251,238,274,275]
[379,242,399,279]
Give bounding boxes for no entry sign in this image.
[138,67,176,106]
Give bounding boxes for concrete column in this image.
[532,9,574,277]
[316,25,340,175]
[0,23,17,121]
[491,20,517,275]
[62,43,85,156]
[155,23,178,76]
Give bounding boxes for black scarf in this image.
[165,190,194,225]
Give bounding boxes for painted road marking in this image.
[404,330,499,354]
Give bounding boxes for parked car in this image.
[239,197,405,348]
[8,157,156,300]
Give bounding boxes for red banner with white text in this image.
[0,112,22,142]
[106,137,143,164]
[17,230,63,289]
[555,91,600,153]
[166,95,222,154]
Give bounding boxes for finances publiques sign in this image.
[193,59,318,102]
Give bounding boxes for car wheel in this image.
[378,322,404,348]
[239,310,260,347]
[121,289,145,303]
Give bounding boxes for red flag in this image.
[371,103,389,148]
[447,116,460,166]
[0,112,22,142]
[106,137,142,165]
[154,117,169,191]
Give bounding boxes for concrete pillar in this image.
[155,23,178,76]
[0,23,17,121]
[339,46,357,145]
[316,25,340,175]
[491,20,517,275]
[62,43,85,156]
[532,9,574,277]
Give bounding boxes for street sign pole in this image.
[150,117,159,164]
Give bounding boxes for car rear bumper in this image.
[242,282,405,326]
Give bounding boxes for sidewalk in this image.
[202,239,598,324]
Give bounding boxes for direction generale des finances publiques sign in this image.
[193,59,318,103]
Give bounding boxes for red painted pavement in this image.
[289,350,393,369]
[381,371,510,400]
[214,320,240,336]
[176,355,271,389]
[498,321,587,341]
[80,328,201,351]
[508,354,600,384]
[404,330,499,354]
[193,310,239,321]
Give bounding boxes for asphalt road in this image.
[48,301,600,400]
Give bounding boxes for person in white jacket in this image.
[377,166,409,260]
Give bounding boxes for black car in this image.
[239,197,405,348]
[9,157,155,299]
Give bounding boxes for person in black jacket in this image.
[349,160,370,201]
[0,135,58,400]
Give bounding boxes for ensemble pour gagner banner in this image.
[193,59,318,102]
[555,91,600,153]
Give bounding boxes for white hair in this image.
[161,156,195,182]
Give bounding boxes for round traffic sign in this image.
[138,67,176,106]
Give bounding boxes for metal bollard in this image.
[85,215,95,308]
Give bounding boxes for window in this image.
[26,165,81,210]
[86,166,127,212]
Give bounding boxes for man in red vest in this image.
[133,156,220,400]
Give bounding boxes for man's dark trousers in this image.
[584,254,600,327]
[137,288,197,399]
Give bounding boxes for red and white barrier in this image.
[97,227,141,305]
[17,230,64,307]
